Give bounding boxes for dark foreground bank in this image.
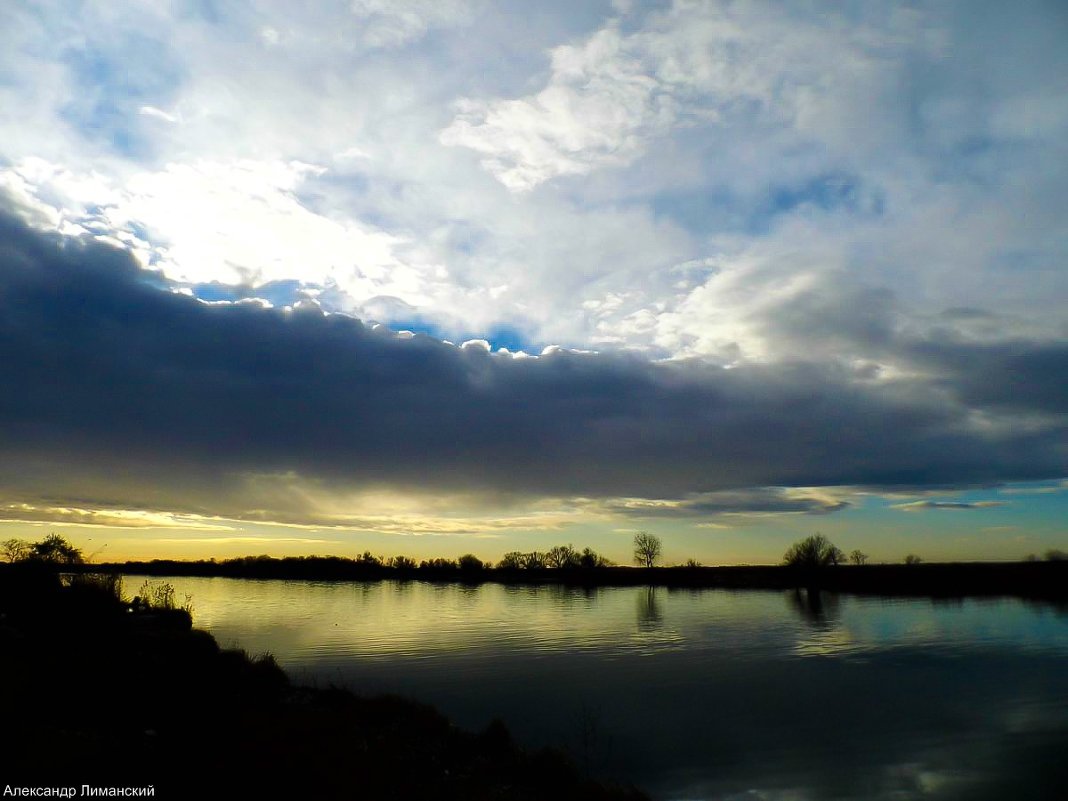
[0,563,648,801]
[86,556,1068,601]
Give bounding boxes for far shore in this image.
[75,557,1068,601]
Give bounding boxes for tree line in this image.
[8,531,1065,574]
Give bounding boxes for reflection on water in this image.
[789,587,840,628]
[126,575,1068,800]
[637,586,663,631]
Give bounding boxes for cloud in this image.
[348,0,478,48]
[3,0,1066,365]
[436,1,953,192]
[138,106,179,124]
[999,481,1068,495]
[891,501,1009,512]
[588,488,850,518]
[440,24,674,191]
[0,502,235,530]
[153,536,336,545]
[0,207,1065,526]
[1,1,1067,539]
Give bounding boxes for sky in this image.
[1,0,1066,565]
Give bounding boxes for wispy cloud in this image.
[891,501,1009,512]
[584,488,850,519]
[0,502,235,530]
[153,536,336,545]
[999,481,1068,495]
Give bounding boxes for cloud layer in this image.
[0,2,1066,539]
[1,209,1065,526]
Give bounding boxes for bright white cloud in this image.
[0,0,1065,369]
[1,157,431,302]
[441,25,674,191]
[438,2,931,192]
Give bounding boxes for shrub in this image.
[68,572,125,603]
[136,580,193,613]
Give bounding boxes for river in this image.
[125,575,1068,800]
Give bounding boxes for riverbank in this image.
[0,563,648,800]
[81,557,1068,601]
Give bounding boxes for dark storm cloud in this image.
[905,337,1068,414]
[1,207,1066,514]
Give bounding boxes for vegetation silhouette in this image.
[783,534,845,569]
[15,526,1064,601]
[633,531,662,568]
[0,537,649,801]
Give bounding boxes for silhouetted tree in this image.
[546,545,581,569]
[579,547,610,569]
[356,551,382,567]
[683,558,701,568]
[782,534,844,568]
[522,551,547,570]
[390,555,417,569]
[1045,549,1068,562]
[633,531,662,568]
[498,551,525,570]
[849,550,868,566]
[29,533,82,565]
[457,553,485,571]
[2,538,30,563]
[419,557,458,570]
[903,554,923,565]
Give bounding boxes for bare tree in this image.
[2,538,30,563]
[633,531,662,568]
[903,554,923,565]
[545,545,580,569]
[849,550,868,566]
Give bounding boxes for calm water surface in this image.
[128,576,1068,800]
